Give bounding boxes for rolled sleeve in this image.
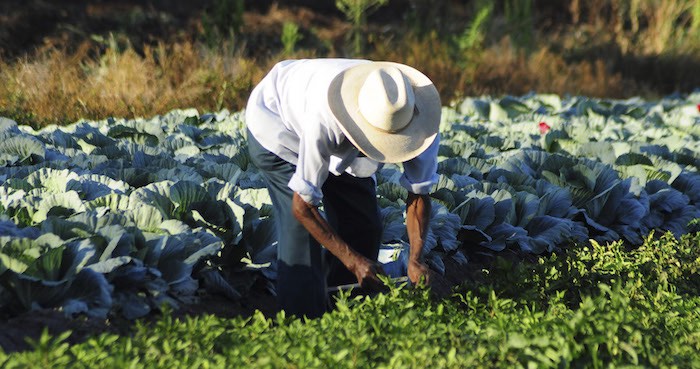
[399,134,440,195]
[287,125,333,206]
[399,172,439,194]
[288,174,324,204]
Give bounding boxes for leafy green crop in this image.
[1,93,699,319]
[2,233,700,368]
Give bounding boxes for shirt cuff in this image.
[288,173,323,205]
[399,172,439,195]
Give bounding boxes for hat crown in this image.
[357,66,415,133]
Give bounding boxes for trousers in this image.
[247,131,382,318]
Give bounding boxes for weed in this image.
[335,0,388,56]
[454,0,494,58]
[281,22,303,56]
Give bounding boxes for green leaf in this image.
[454,194,496,230]
[615,152,654,166]
[128,205,165,233]
[207,162,243,184]
[24,246,65,281]
[507,333,528,349]
[31,191,87,224]
[87,256,133,274]
[0,237,42,274]
[86,193,133,211]
[61,269,113,318]
[170,181,210,216]
[130,181,176,218]
[108,125,160,146]
[25,168,82,193]
[0,135,45,165]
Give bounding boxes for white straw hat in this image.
[328,61,441,163]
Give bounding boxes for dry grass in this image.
[0,36,641,127]
[469,40,628,98]
[370,32,470,104]
[0,22,691,127]
[371,35,629,104]
[570,0,700,55]
[0,41,266,127]
[2,1,700,127]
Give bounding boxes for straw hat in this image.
[328,61,441,163]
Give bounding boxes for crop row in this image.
[0,93,698,318]
[3,233,700,367]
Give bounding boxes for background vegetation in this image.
[1,0,700,127]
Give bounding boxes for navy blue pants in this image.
[247,131,382,318]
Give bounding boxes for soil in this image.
[0,280,279,353]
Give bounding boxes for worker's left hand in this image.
[407,259,431,286]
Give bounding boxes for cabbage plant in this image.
[1,92,699,318]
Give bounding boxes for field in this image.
[1,91,699,366]
[2,1,700,367]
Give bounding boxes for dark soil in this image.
[0,282,278,353]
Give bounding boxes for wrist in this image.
[343,250,363,271]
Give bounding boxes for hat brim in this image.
[328,62,441,163]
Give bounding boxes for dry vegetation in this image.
[1,0,699,127]
[0,41,266,127]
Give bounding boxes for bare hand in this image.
[349,255,386,291]
[408,259,431,286]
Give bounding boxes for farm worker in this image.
[245,58,441,318]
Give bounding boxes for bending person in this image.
[245,58,441,318]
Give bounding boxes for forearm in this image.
[406,192,431,262]
[291,192,358,268]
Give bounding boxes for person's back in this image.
[246,59,369,165]
[245,58,441,318]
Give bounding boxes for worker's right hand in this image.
[349,255,386,291]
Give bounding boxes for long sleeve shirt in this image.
[245,58,439,205]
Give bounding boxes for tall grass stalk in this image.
[642,0,694,54]
[335,0,388,56]
[281,22,303,56]
[456,0,493,54]
[693,0,700,34]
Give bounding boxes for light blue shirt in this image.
[245,59,439,205]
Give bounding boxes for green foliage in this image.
[281,22,303,56]
[1,93,699,322]
[335,0,388,56]
[692,0,700,39]
[4,233,700,368]
[454,0,494,59]
[0,111,256,319]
